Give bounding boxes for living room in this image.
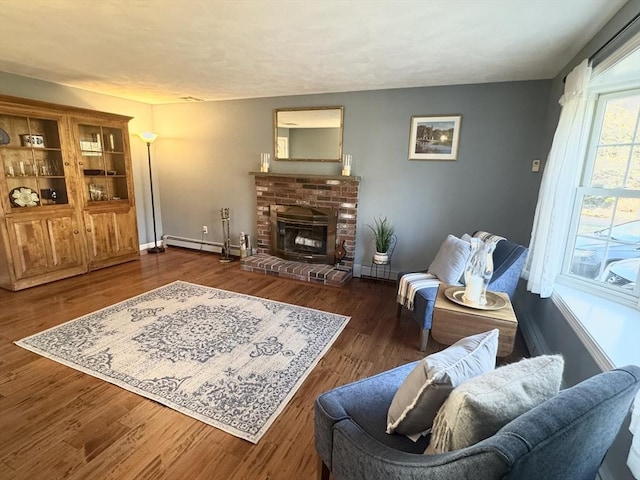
[0,1,639,479]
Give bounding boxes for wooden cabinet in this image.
[5,211,86,282]
[84,206,139,269]
[0,95,140,291]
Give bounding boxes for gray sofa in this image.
[315,363,640,480]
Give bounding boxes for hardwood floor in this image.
[0,248,528,480]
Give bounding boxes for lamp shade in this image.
[137,131,158,144]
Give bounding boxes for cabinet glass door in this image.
[0,114,68,209]
[78,124,128,203]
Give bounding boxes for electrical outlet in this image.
[202,225,208,234]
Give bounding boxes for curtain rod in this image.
[563,12,640,83]
[589,13,639,63]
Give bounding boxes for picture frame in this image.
[408,115,461,161]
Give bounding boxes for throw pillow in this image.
[428,234,472,284]
[426,354,564,454]
[461,233,473,244]
[386,329,499,438]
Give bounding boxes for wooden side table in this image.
[431,285,518,357]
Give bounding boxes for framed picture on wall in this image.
[408,115,462,160]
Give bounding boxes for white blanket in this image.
[397,273,440,311]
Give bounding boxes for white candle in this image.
[342,154,352,176]
[260,153,270,172]
[464,276,483,303]
[19,161,25,176]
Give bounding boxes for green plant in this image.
[367,216,395,253]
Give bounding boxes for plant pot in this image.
[373,251,390,265]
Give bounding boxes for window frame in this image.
[560,85,640,310]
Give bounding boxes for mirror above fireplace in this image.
[274,106,344,162]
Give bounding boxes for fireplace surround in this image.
[243,172,361,286]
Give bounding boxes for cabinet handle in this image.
[73,230,79,234]
[64,162,70,166]
[79,161,83,166]
[86,228,92,232]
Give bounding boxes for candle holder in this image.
[341,154,352,176]
[260,153,271,173]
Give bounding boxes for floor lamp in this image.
[137,131,164,253]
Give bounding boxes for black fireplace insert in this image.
[270,205,337,264]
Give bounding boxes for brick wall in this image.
[253,173,360,268]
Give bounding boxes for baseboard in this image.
[139,235,243,257]
[353,263,362,278]
[139,241,155,251]
[597,465,612,480]
[511,296,550,358]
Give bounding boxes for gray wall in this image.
[151,80,550,272]
[514,2,640,479]
[0,71,550,275]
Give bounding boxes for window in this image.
[564,88,640,306]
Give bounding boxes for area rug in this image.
[15,281,350,443]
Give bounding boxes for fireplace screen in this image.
[270,205,337,264]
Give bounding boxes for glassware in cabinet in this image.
[0,113,69,209]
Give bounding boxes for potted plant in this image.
[367,216,395,264]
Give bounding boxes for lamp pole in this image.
[138,132,164,253]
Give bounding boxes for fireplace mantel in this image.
[249,172,361,182]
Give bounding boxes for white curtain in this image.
[524,59,592,298]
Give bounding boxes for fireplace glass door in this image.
[270,205,336,264]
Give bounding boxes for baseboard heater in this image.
[162,235,240,256]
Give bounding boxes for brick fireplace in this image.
[241,172,361,286]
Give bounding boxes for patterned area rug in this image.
[16,281,350,443]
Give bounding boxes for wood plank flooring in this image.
[0,248,528,480]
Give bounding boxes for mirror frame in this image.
[273,106,344,162]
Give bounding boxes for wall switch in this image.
[202,225,208,234]
[532,159,541,172]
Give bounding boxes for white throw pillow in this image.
[428,235,472,284]
[426,354,564,454]
[461,233,473,244]
[386,329,499,438]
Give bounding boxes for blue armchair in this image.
[315,363,640,480]
[397,234,527,351]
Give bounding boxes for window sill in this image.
[552,283,640,370]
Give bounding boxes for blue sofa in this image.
[315,363,640,480]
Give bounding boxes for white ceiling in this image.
[0,0,628,105]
